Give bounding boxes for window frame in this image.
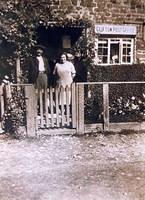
[95,37,134,65]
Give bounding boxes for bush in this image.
[2,86,26,137]
[84,64,145,123]
[109,94,145,122]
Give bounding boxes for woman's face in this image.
[60,54,67,63]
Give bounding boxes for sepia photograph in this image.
[0,0,145,199]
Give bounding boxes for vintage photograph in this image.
[0,0,145,199]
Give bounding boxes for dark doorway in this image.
[36,26,83,61]
[36,26,84,85]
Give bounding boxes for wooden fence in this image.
[76,81,145,133]
[0,82,145,137]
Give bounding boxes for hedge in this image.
[88,64,145,82]
[84,64,145,123]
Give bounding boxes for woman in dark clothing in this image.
[73,52,87,83]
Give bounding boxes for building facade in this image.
[1,0,145,81]
[94,0,145,64]
[34,0,145,65]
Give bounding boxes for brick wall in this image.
[1,0,145,62]
[55,0,145,63]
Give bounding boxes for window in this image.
[98,39,108,64]
[96,38,134,65]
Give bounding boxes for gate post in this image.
[0,86,4,130]
[76,83,84,134]
[71,83,76,128]
[25,85,37,137]
[103,83,109,131]
[0,86,4,117]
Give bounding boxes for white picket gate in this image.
[35,84,76,130]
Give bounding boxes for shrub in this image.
[109,94,145,122]
[2,86,26,137]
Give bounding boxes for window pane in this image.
[123,48,127,54]
[123,39,132,42]
[122,56,126,62]
[102,56,108,63]
[110,43,119,64]
[122,41,132,63]
[127,56,131,62]
[127,48,131,55]
[110,39,120,42]
[98,42,108,64]
[122,54,131,63]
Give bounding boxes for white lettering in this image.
[95,24,136,35]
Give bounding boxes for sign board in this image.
[95,24,137,35]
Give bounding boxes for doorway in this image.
[36,26,83,61]
[36,25,84,85]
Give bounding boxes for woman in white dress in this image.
[53,53,76,108]
[53,53,76,88]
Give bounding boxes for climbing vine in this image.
[0,0,92,57]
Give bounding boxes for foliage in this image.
[84,97,102,124]
[110,94,145,122]
[84,85,103,124]
[0,0,92,57]
[87,64,145,82]
[0,56,16,83]
[84,83,145,124]
[72,26,95,53]
[84,63,145,123]
[0,0,94,83]
[2,86,26,136]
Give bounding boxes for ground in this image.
[0,131,145,200]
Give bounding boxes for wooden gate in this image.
[24,84,77,136]
[34,84,77,131]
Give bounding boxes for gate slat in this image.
[60,87,65,126]
[35,90,39,131]
[50,87,54,127]
[45,89,49,128]
[66,86,70,126]
[39,90,44,128]
[55,87,60,127]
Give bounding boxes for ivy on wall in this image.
[0,0,95,82]
[0,0,93,57]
